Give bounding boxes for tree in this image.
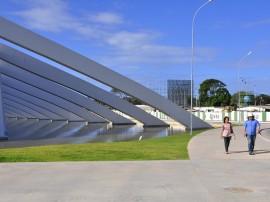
[231,91,246,109]
[256,94,270,105]
[230,92,238,109]
[231,91,257,108]
[199,79,231,107]
[110,88,143,105]
[110,88,130,100]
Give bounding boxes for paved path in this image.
[0,125,270,202]
[188,124,270,202]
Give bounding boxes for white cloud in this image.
[13,0,73,32]
[9,0,217,71]
[102,30,217,65]
[242,18,270,28]
[106,31,151,49]
[89,12,124,24]
[99,44,217,69]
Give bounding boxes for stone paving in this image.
[0,124,270,201]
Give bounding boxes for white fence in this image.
[147,110,270,123]
[194,111,269,122]
[116,107,270,124]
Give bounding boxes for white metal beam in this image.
[1,74,108,123]
[3,98,48,119]
[3,93,65,120]
[0,17,212,129]
[0,44,167,126]
[0,61,135,125]
[2,85,84,121]
[4,104,36,119]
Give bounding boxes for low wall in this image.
[147,110,270,123]
[193,111,269,122]
[116,108,270,124]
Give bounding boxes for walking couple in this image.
[220,112,260,155]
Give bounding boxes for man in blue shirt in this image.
[243,112,261,155]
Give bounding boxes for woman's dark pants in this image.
[224,136,231,152]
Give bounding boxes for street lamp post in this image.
[195,87,198,107]
[260,97,263,108]
[237,51,252,124]
[254,85,256,106]
[190,0,213,135]
[240,76,248,96]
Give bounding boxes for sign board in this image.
[205,113,222,121]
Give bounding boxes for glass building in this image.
[167,80,191,108]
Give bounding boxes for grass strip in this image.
[0,129,206,162]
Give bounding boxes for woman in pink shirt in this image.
[221,116,234,154]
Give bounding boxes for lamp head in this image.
[248,51,252,55]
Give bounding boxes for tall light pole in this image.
[240,76,248,96]
[254,84,256,106]
[190,0,213,135]
[237,51,252,124]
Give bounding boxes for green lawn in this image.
[0,130,206,162]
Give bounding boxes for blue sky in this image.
[1,0,270,96]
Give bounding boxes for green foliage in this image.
[110,88,128,99]
[128,97,143,105]
[199,79,231,107]
[230,91,270,107]
[231,91,255,107]
[230,92,240,108]
[0,130,206,162]
[110,88,143,105]
[256,94,270,105]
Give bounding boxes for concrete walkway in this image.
[0,125,270,202]
[188,124,270,202]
